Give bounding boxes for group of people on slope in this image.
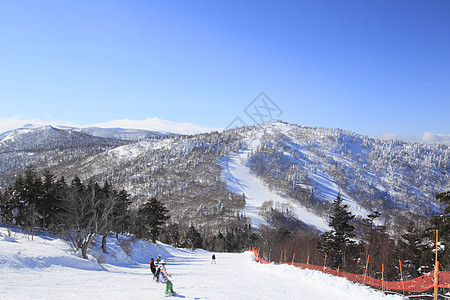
[149,255,175,296]
[149,254,217,296]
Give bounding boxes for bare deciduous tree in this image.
[59,179,116,259]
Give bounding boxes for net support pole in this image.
[364,254,370,284]
[434,261,439,300]
[399,259,405,296]
[434,229,439,300]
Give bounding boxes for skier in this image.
[159,259,175,296]
[149,258,157,277]
[211,254,216,264]
[154,265,161,282]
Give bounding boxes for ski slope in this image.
[221,121,372,231]
[221,127,330,231]
[222,147,330,231]
[0,226,403,300]
[221,123,330,231]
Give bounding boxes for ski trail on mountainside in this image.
[221,136,330,231]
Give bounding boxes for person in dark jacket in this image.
[211,254,216,264]
[149,258,157,276]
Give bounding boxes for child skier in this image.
[159,259,175,296]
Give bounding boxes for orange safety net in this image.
[249,249,450,293]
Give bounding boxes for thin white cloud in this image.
[0,116,221,136]
[379,132,399,141]
[422,132,450,145]
[379,132,450,145]
[89,117,221,135]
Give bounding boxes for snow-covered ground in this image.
[0,226,404,300]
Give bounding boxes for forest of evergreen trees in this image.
[0,165,169,258]
[0,165,448,283]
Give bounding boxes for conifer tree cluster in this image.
[0,165,171,258]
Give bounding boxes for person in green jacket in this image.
[159,259,175,295]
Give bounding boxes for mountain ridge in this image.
[0,124,176,143]
[0,120,448,233]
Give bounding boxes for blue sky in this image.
[0,1,449,141]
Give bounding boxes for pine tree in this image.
[318,193,355,270]
[9,165,43,235]
[162,223,181,247]
[0,188,14,224]
[415,191,450,274]
[0,189,10,223]
[111,189,131,237]
[397,222,423,278]
[430,191,450,270]
[137,198,170,243]
[40,170,60,229]
[186,225,203,250]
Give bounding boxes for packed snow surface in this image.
[0,226,403,300]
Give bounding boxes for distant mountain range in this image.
[0,124,175,143]
[0,121,449,234]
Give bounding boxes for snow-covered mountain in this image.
[0,125,175,187]
[0,225,403,300]
[0,125,128,151]
[77,126,175,141]
[0,121,449,233]
[0,124,175,143]
[0,125,127,187]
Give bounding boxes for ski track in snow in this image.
[0,227,403,300]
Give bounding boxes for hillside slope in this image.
[0,125,130,187]
[1,121,448,233]
[0,226,403,300]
